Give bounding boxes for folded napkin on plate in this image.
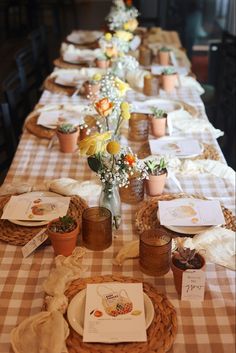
[43,247,86,297]
[177,227,236,270]
[11,311,69,353]
[0,179,102,204]
[61,43,102,62]
[113,240,139,266]
[168,109,223,138]
[66,30,103,44]
[126,68,150,90]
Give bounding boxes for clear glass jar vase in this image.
[99,183,121,229]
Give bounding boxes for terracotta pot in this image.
[83,82,100,98]
[159,51,170,66]
[171,254,206,297]
[146,173,167,196]
[47,218,79,256]
[56,128,79,153]
[162,74,177,92]
[95,59,110,69]
[151,116,167,137]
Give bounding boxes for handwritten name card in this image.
[181,269,205,301]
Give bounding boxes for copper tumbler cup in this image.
[139,228,172,276]
[82,207,112,251]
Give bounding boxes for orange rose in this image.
[124,154,136,166]
[95,98,114,117]
[105,47,118,59]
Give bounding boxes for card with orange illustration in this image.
[158,198,225,226]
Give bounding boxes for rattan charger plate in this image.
[137,142,220,160]
[44,76,77,96]
[65,275,177,353]
[24,111,55,139]
[135,193,236,235]
[0,195,87,246]
[54,57,93,70]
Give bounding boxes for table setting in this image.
[0,1,235,353]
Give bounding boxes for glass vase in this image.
[99,183,121,229]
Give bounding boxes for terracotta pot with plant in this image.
[162,67,177,92]
[158,46,171,66]
[95,52,111,69]
[47,215,79,256]
[56,123,79,153]
[171,246,206,297]
[145,158,167,196]
[150,107,167,137]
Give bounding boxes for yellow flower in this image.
[92,73,102,81]
[120,101,130,113]
[115,78,130,96]
[104,32,112,41]
[78,132,112,156]
[95,98,114,117]
[114,30,133,42]
[106,141,121,155]
[121,110,131,120]
[123,19,138,32]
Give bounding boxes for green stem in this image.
[114,116,122,137]
[105,116,109,131]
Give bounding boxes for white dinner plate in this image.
[157,208,220,235]
[5,191,61,227]
[67,289,155,338]
[131,98,183,114]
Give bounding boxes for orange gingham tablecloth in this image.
[0,85,235,352]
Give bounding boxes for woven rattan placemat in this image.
[53,57,92,70]
[135,193,236,235]
[0,195,87,246]
[44,77,76,96]
[65,275,177,353]
[24,111,55,139]
[137,142,220,160]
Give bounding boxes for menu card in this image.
[158,198,225,226]
[149,138,202,157]
[1,195,70,221]
[37,110,83,128]
[83,283,147,343]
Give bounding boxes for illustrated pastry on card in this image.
[31,203,56,216]
[169,205,197,218]
[166,143,181,152]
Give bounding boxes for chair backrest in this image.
[28,26,51,79]
[2,70,30,138]
[0,102,17,173]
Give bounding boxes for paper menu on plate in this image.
[149,138,202,157]
[37,110,84,128]
[83,283,147,343]
[158,198,225,226]
[1,195,70,221]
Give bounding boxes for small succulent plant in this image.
[162,67,176,75]
[172,247,203,270]
[151,107,167,119]
[159,46,171,52]
[57,123,77,134]
[145,157,167,175]
[49,215,77,233]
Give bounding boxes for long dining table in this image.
[0,29,235,353]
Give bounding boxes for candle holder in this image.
[129,113,149,141]
[82,207,112,251]
[139,228,172,276]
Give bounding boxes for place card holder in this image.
[139,46,152,66]
[143,74,159,96]
[139,228,172,276]
[129,113,149,141]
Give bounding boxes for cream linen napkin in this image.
[113,240,139,266]
[177,76,204,95]
[126,68,150,90]
[61,43,102,62]
[43,247,86,297]
[11,311,69,353]
[177,227,236,270]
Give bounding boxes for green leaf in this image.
[87,156,102,172]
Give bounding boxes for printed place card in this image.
[158,198,225,226]
[181,269,205,301]
[1,195,70,221]
[83,283,147,343]
[22,228,48,258]
[37,110,83,128]
[149,138,202,157]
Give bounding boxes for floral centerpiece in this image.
[107,0,139,33]
[79,133,148,228]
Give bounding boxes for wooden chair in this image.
[0,103,17,183]
[28,25,51,81]
[2,70,30,139]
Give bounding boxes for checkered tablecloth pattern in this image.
[0,32,235,353]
